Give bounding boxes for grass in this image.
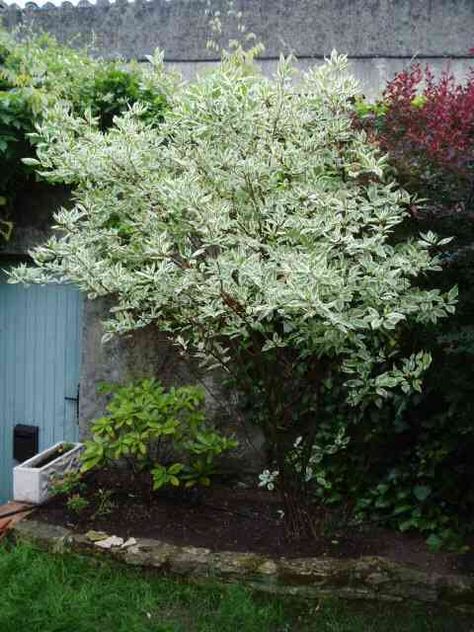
[0,542,471,632]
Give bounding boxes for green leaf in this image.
[398,519,416,533]
[168,462,184,475]
[21,157,40,166]
[413,485,431,502]
[426,533,442,552]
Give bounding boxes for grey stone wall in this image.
[2,0,472,58]
[1,0,473,97]
[79,298,265,476]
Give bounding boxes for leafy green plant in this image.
[0,28,169,237]
[77,65,167,131]
[49,470,85,497]
[81,379,237,491]
[292,369,473,550]
[352,470,468,552]
[66,493,90,515]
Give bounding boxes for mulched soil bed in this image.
[35,468,469,575]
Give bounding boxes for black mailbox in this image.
[13,424,39,463]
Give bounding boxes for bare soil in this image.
[35,468,470,575]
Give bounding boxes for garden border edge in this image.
[11,518,474,613]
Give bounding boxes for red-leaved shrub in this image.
[371,64,474,212]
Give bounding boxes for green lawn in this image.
[0,542,471,632]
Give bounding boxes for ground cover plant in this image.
[10,43,457,536]
[0,542,470,632]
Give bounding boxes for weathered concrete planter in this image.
[13,442,83,505]
[12,519,474,613]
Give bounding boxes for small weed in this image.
[66,494,90,515]
[92,488,116,518]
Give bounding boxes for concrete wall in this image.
[170,57,471,100]
[1,0,473,97]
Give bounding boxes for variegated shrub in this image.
[11,50,456,524]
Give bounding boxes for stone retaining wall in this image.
[13,519,474,613]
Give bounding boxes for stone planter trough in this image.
[13,442,83,504]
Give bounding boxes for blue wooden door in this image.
[0,278,83,503]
